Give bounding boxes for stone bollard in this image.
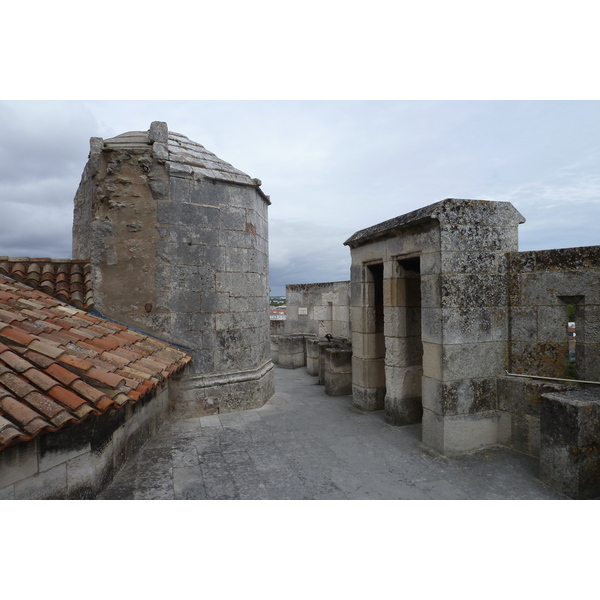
[277,334,309,369]
[270,335,281,364]
[323,346,353,396]
[306,338,329,378]
[540,388,600,499]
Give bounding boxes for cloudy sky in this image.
[1,100,598,295]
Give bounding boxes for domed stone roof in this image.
[103,122,264,190]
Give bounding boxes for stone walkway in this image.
[98,366,566,500]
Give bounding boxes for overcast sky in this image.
[1,100,598,295]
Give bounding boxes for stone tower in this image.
[72,121,274,416]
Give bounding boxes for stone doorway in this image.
[385,256,423,425]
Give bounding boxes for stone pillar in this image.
[73,122,274,417]
[349,262,386,411]
[323,346,353,396]
[421,201,523,454]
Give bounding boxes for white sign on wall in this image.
[298,307,308,316]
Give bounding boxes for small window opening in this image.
[559,295,583,380]
[567,303,577,379]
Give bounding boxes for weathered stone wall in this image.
[507,247,600,381]
[496,375,574,457]
[285,281,350,339]
[0,381,172,499]
[73,122,274,417]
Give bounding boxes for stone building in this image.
[279,198,600,498]
[0,122,274,498]
[72,122,274,418]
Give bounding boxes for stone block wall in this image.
[0,381,172,499]
[285,281,350,339]
[507,247,600,382]
[496,375,574,457]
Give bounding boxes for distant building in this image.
[270,306,287,320]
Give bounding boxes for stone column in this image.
[421,201,524,454]
[349,262,386,411]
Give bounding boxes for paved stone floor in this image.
[98,366,567,500]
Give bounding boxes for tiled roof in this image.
[0,258,94,310]
[0,274,192,451]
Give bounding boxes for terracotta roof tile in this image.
[70,379,108,405]
[85,354,119,373]
[98,351,131,369]
[47,385,89,412]
[22,367,61,391]
[0,259,94,310]
[23,349,55,369]
[28,339,65,359]
[24,391,73,424]
[0,395,46,429]
[96,397,116,411]
[0,350,34,373]
[85,367,126,389]
[0,372,38,398]
[0,415,23,446]
[89,336,122,351]
[0,274,192,451]
[0,326,37,347]
[57,353,95,373]
[45,363,81,387]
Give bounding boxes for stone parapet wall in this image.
[285,281,350,339]
[507,246,600,381]
[496,375,574,457]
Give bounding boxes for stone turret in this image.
[73,121,274,416]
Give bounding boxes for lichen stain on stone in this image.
[514,342,569,378]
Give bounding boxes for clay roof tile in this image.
[57,353,95,374]
[28,339,65,359]
[70,379,108,405]
[22,367,60,391]
[0,372,38,398]
[44,363,80,386]
[0,273,192,451]
[47,385,88,411]
[84,367,126,389]
[0,325,37,347]
[23,349,55,369]
[0,394,46,429]
[95,397,116,411]
[0,350,34,373]
[24,391,71,421]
